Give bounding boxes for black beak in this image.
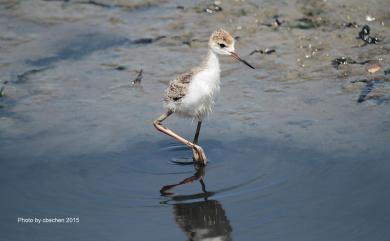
[230,52,255,69]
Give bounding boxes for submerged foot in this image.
[192,144,207,165]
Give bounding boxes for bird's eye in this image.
[219,43,226,48]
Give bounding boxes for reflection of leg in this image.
[153,111,206,163]
[200,179,207,193]
[160,171,200,195]
[193,121,202,145]
[160,165,205,195]
[200,179,208,201]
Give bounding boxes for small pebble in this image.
[109,17,121,25]
[204,3,222,14]
[115,66,127,71]
[365,15,376,22]
[367,64,381,74]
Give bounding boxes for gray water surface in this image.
[1,0,390,240]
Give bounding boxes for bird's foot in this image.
[192,144,207,165]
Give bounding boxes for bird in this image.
[153,29,254,165]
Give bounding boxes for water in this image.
[1,0,390,240]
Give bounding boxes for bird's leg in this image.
[153,111,207,164]
[193,121,202,145]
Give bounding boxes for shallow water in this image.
[1,0,390,240]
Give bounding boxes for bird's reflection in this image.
[161,164,233,241]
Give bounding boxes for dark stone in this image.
[294,18,317,29]
[358,25,380,44]
[331,57,370,69]
[331,57,355,69]
[115,66,127,71]
[249,48,276,55]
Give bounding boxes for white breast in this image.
[176,51,220,120]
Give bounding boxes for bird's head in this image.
[209,28,255,69]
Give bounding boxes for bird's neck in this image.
[203,49,220,72]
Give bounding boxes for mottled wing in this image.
[164,71,193,103]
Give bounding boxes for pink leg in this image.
[153,111,207,164]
